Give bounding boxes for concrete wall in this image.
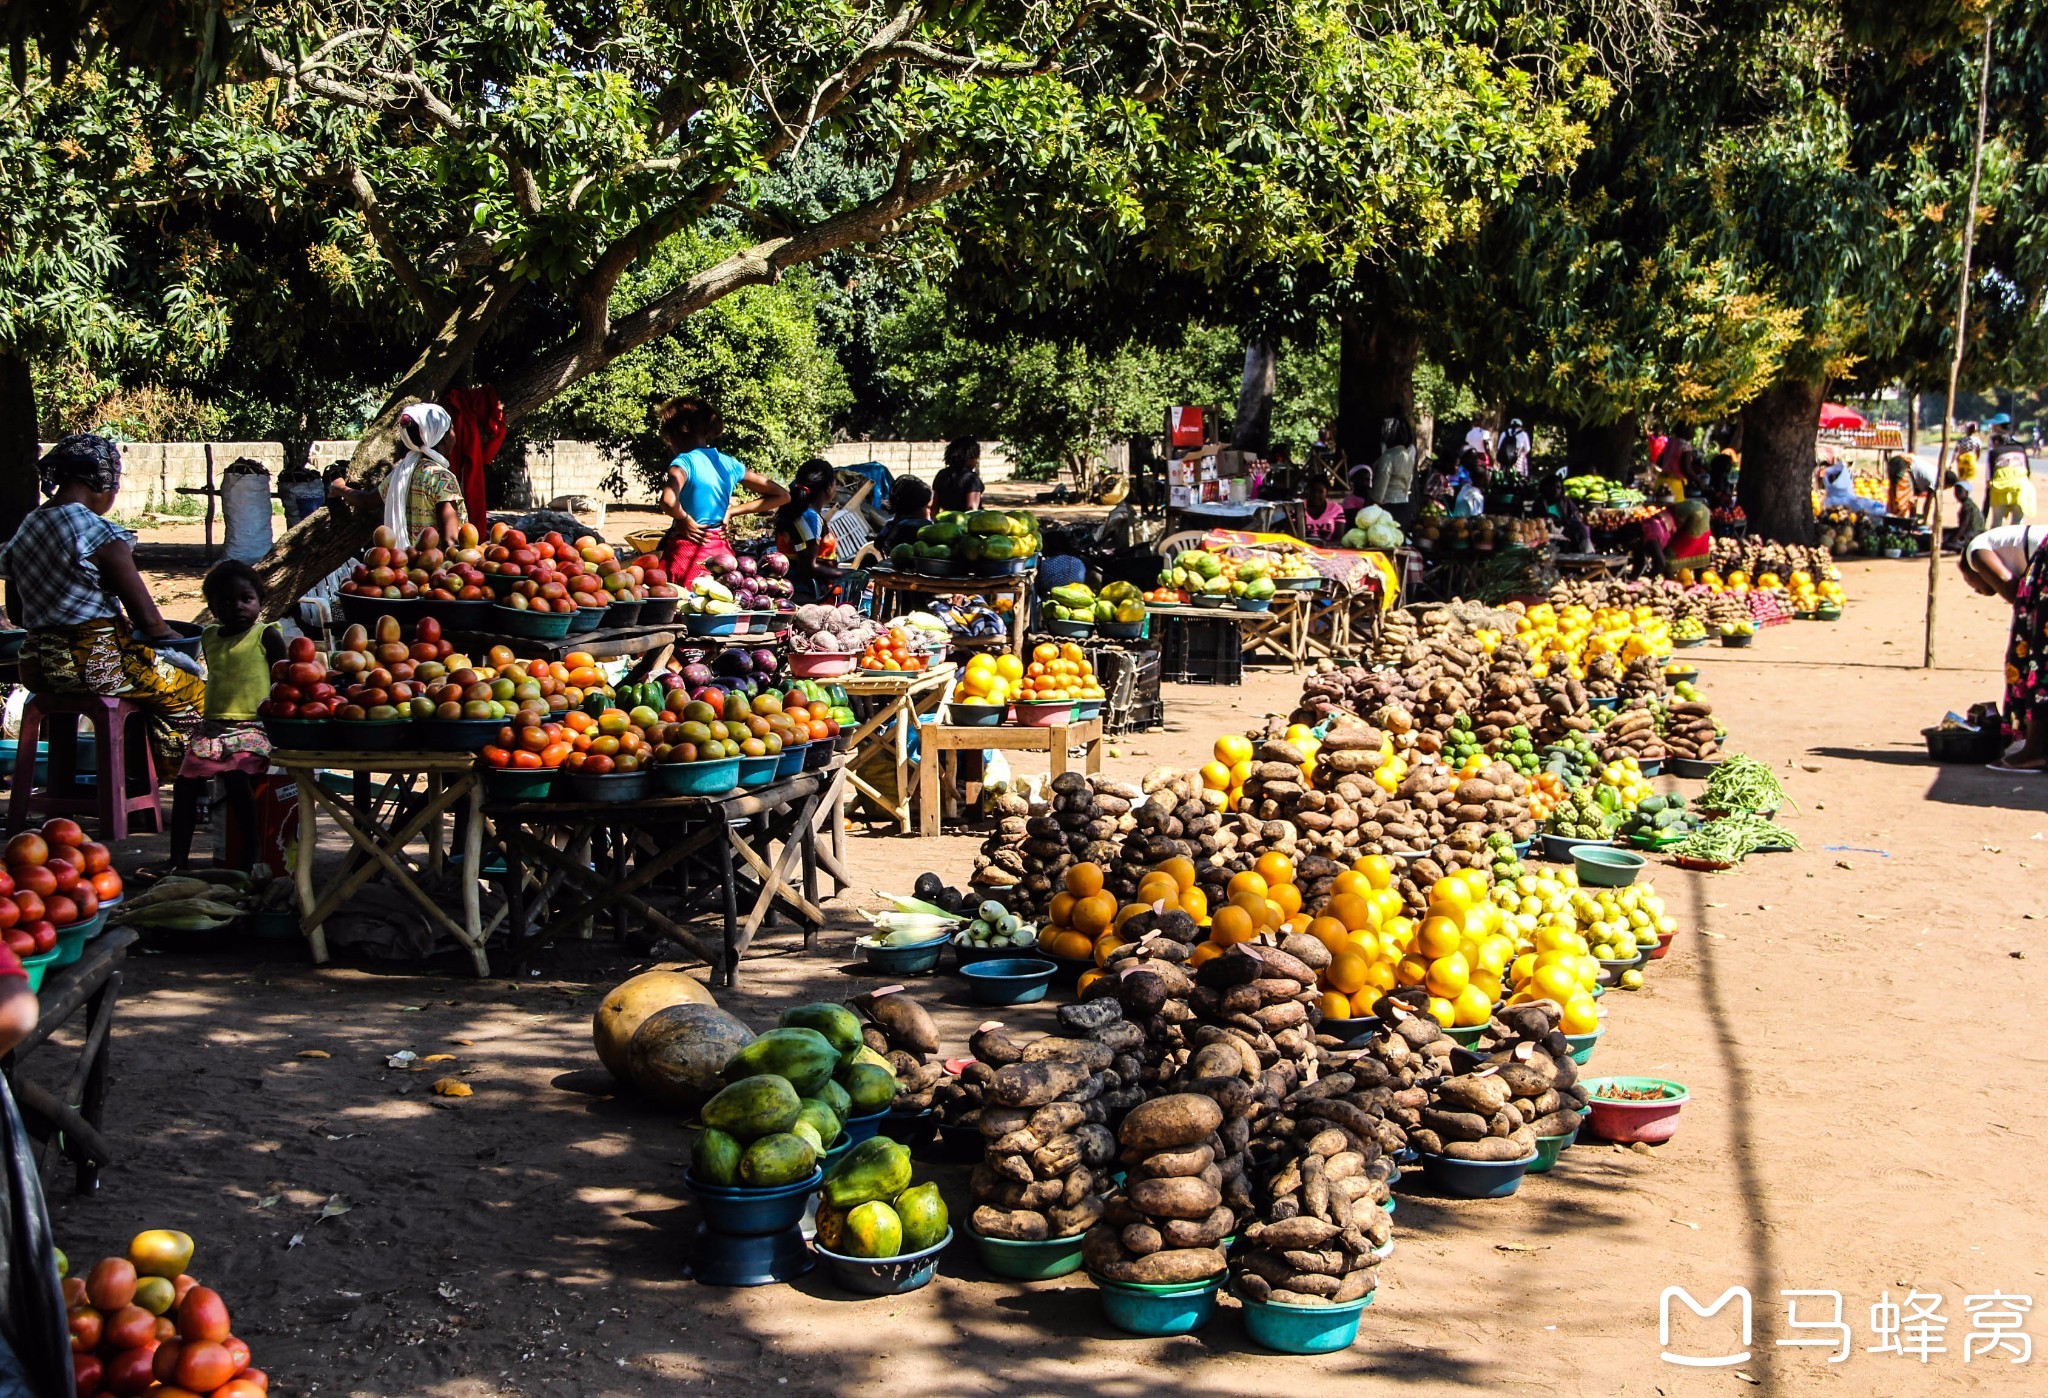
[57,439,1011,512]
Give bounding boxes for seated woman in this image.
[1621,500,1712,578]
[876,476,933,557]
[1300,475,1347,543]
[772,459,845,601]
[0,435,204,771]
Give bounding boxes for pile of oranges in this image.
[1181,852,1305,967]
[1018,642,1105,704]
[860,627,928,672]
[958,651,1025,705]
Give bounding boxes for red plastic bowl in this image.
[1582,1077,1689,1144]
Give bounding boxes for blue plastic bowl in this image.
[1565,1027,1604,1064]
[682,1168,823,1236]
[1418,1150,1535,1199]
[737,753,780,787]
[813,1228,953,1296]
[878,1106,937,1151]
[1237,1287,1372,1354]
[1541,832,1612,863]
[1233,597,1273,612]
[683,612,744,636]
[1588,695,1619,710]
[859,933,951,975]
[655,756,741,797]
[840,1108,888,1146]
[946,703,1008,727]
[1573,845,1646,887]
[820,1132,853,1174]
[1092,1273,1222,1336]
[959,956,1059,1004]
[1098,620,1146,639]
[774,743,809,778]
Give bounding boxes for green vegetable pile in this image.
[1545,786,1613,840]
[1668,814,1801,865]
[1493,724,1540,775]
[1700,754,1787,813]
[1618,793,1698,845]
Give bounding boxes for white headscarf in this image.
[384,402,453,545]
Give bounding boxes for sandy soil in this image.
[47,544,2048,1395]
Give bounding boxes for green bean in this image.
[1700,754,1787,813]
[1669,813,1800,864]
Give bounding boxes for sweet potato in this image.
[1442,1137,1535,1162]
[973,1206,1050,1241]
[1159,1206,1234,1248]
[1048,1196,1105,1237]
[1022,1037,1113,1071]
[1127,1176,1223,1220]
[1114,1247,1227,1285]
[991,1060,1088,1107]
[1251,1216,1341,1251]
[1119,1093,1224,1151]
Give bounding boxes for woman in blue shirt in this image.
[656,396,789,584]
[772,458,844,600]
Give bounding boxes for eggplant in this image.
[751,648,779,675]
[713,649,752,677]
[680,663,714,689]
[757,552,790,578]
[737,555,760,576]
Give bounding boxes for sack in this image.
[222,468,275,563]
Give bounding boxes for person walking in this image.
[654,396,789,586]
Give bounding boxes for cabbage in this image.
[1340,528,1371,549]
[1354,505,1390,530]
[1364,522,1404,548]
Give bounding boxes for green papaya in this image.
[890,543,915,568]
[814,1078,853,1120]
[981,535,1021,560]
[739,1131,818,1187]
[701,1074,801,1141]
[791,1119,825,1153]
[841,1061,898,1114]
[822,1137,913,1209]
[837,1043,894,1077]
[843,1201,904,1258]
[724,1027,839,1095]
[814,1202,851,1251]
[893,1182,949,1252]
[779,1002,864,1053]
[692,1128,743,1186]
[796,1097,843,1146]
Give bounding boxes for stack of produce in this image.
[966,1005,1145,1243]
[1125,770,1230,882]
[970,773,1144,910]
[860,625,931,673]
[1083,1091,1247,1284]
[1408,1001,1589,1160]
[1156,548,1235,604]
[1595,703,1667,765]
[1338,503,1407,551]
[814,1138,950,1258]
[64,1229,267,1398]
[1,819,121,947]
[1617,655,1664,702]
[1017,641,1107,703]
[691,1025,901,1186]
[1339,998,1456,1140]
[1582,652,1622,700]
[1661,697,1721,762]
[696,549,794,611]
[789,602,885,655]
[1539,730,1598,786]
[926,596,1009,641]
[1368,606,1420,667]
[1617,792,1699,845]
[1748,588,1791,626]
[593,968,750,1107]
[1231,1078,1398,1306]
[1700,754,1787,813]
[1544,786,1613,840]
[852,989,945,1112]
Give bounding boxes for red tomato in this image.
[11,891,41,924]
[3,833,45,867]
[38,819,82,848]
[13,865,54,899]
[222,1335,251,1372]
[43,895,77,929]
[69,1305,102,1351]
[101,1346,156,1396]
[175,1287,231,1343]
[27,922,55,955]
[152,1339,184,1382]
[90,871,123,901]
[103,1303,155,1350]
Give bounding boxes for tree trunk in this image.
[248,283,514,619]
[1738,376,1825,544]
[1335,311,1418,476]
[1233,342,1276,454]
[1564,414,1639,479]
[0,347,39,545]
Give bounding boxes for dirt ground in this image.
[49,537,2048,1395]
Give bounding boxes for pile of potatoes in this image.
[1409,1002,1589,1162]
[966,1004,1149,1242]
[1322,997,1456,1151]
[1583,652,1624,700]
[971,771,1145,914]
[1083,1090,1246,1284]
[1368,606,1421,667]
[1618,653,1665,702]
[1660,698,1721,762]
[1470,643,1550,746]
[1594,700,1667,765]
[852,989,945,1110]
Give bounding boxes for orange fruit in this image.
[1269,882,1302,917]
[1325,950,1369,995]
[1327,892,1374,932]
[1352,854,1395,889]
[1052,930,1095,960]
[1261,897,1286,928]
[1349,989,1381,1017]
[1254,852,1295,887]
[1199,761,1231,790]
[1180,887,1209,924]
[1415,915,1463,960]
[1076,968,1104,997]
[1330,870,1372,902]
[1158,856,1197,893]
[1228,891,1273,928]
[1307,916,1350,957]
[1395,953,1431,987]
[1365,960,1397,992]
[1210,904,1256,945]
[1187,941,1223,967]
[1318,991,1353,1021]
[1136,873,1182,908]
[1426,996,1456,1028]
[1425,951,1470,998]
[1214,733,1253,766]
[1115,902,1150,929]
[1226,870,1269,904]
[1071,891,1117,936]
[1065,863,1104,898]
[1094,934,1124,967]
[1285,913,1312,934]
[1048,892,1077,927]
[1037,925,1061,950]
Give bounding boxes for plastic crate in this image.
[1082,639,1164,732]
[1158,616,1243,685]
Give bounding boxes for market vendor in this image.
[1986,431,2035,528]
[1963,523,2048,771]
[1300,475,1347,543]
[933,438,985,513]
[1621,500,1712,579]
[656,395,790,585]
[0,434,204,770]
[326,402,467,548]
[876,476,932,556]
[773,458,845,602]
[1817,454,1883,518]
[1370,417,1418,524]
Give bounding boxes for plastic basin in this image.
[819,1132,853,1175]
[1583,1077,1689,1144]
[1636,758,1664,777]
[1189,593,1231,608]
[1316,1014,1378,1045]
[1663,668,1699,686]
[946,703,1008,727]
[973,1227,1085,1279]
[1587,695,1618,710]
[1720,633,1753,647]
[261,717,333,749]
[952,940,1031,970]
[639,596,680,627]
[1091,1272,1222,1336]
[1098,620,1146,639]
[859,933,950,975]
[1043,618,1094,637]
[333,719,416,751]
[878,1106,937,1151]
[555,770,653,803]
[654,757,741,797]
[1565,1027,1604,1064]
[488,604,575,639]
[20,949,57,992]
[774,743,809,778]
[683,612,745,636]
[1232,597,1272,612]
[1647,930,1677,960]
[606,600,645,628]
[789,652,858,678]
[840,1108,888,1147]
[483,767,558,802]
[52,913,102,967]
[958,956,1059,1004]
[683,1168,823,1237]
[1669,756,1722,779]
[1236,1286,1372,1354]
[803,741,834,772]
[416,717,504,751]
[1541,833,1611,863]
[1417,1150,1535,1199]
[1442,1022,1491,1048]
[737,753,780,788]
[1012,701,1089,728]
[813,1228,952,1296]
[1528,1128,1578,1173]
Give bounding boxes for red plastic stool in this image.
[7,694,164,840]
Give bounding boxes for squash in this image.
[625,1004,755,1110]
[593,969,718,1079]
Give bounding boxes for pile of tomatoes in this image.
[0,819,121,961]
[1017,641,1106,703]
[481,707,653,775]
[67,1228,267,1395]
[859,627,928,672]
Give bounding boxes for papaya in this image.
[814,1079,854,1121]
[814,1202,851,1251]
[837,1044,894,1077]
[624,1004,753,1110]
[593,970,720,1079]
[893,1182,949,1252]
[779,1003,864,1054]
[739,1132,818,1188]
[843,1201,903,1259]
[791,1120,825,1153]
[723,1028,839,1095]
[822,1137,912,1209]
[841,1062,898,1114]
[796,1098,843,1146]
[966,510,1012,536]
[701,1074,801,1141]
[692,1128,743,1186]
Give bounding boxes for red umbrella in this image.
[1818,402,1867,429]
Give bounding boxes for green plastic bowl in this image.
[1442,1023,1491,1048]
[20,949,56,992]
[488,603,575,639]
[483,766,558,802]
[1528,1128,1578,1173]
[1236,1286,1372,1353]
[973,1227,1085,1280]
[1565,1027,1604,1064]
[1572,845,1646,887]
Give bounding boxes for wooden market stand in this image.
[838,662,956,833]
[918,715,1104,836]
[865,567,1035,656]
[5,927,136,1193]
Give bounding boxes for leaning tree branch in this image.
[343,166,449,320]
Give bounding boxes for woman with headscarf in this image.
[0,434,204,768]
[1622,500,1712,579]
[655,395,789,586]
[328,403,467,548]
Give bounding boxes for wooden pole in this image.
[1928,19,1994,669]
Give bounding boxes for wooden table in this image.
[487,763,850,987]
[867,568,1035,655]
[271,751,490,975]
[1554,552,1627,581]
[918,716,1102,836]
[6,927,135,1193]
[839,663,956,833]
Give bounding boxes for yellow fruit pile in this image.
[958,651,1025,705]
[1185,854,1306,968]
[1018,641,1106,703]
[1040,857,1216,995]
[1596,757,1654,809]
[1514,602,1673,680]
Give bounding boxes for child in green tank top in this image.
[167,560,286,873]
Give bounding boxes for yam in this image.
[1159,1206,1234,1248]
[1119,1093,1224,1151]
[1122,1223,1164,1257]
[1048,1197,1105,1237]
[1127,1176,1223,1219]
[973,1206,1050,1241]
[990,1060,1088,1108]
[1114,1247,1228,1286]
[1441,1137,1535,1162]
[1437,1075,1512,1116]
[1131,1142,1214,1179]
[1252,1216,1341,1251]
[1022,1037,1113,1071]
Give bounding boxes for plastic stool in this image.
[8,694,163,840]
